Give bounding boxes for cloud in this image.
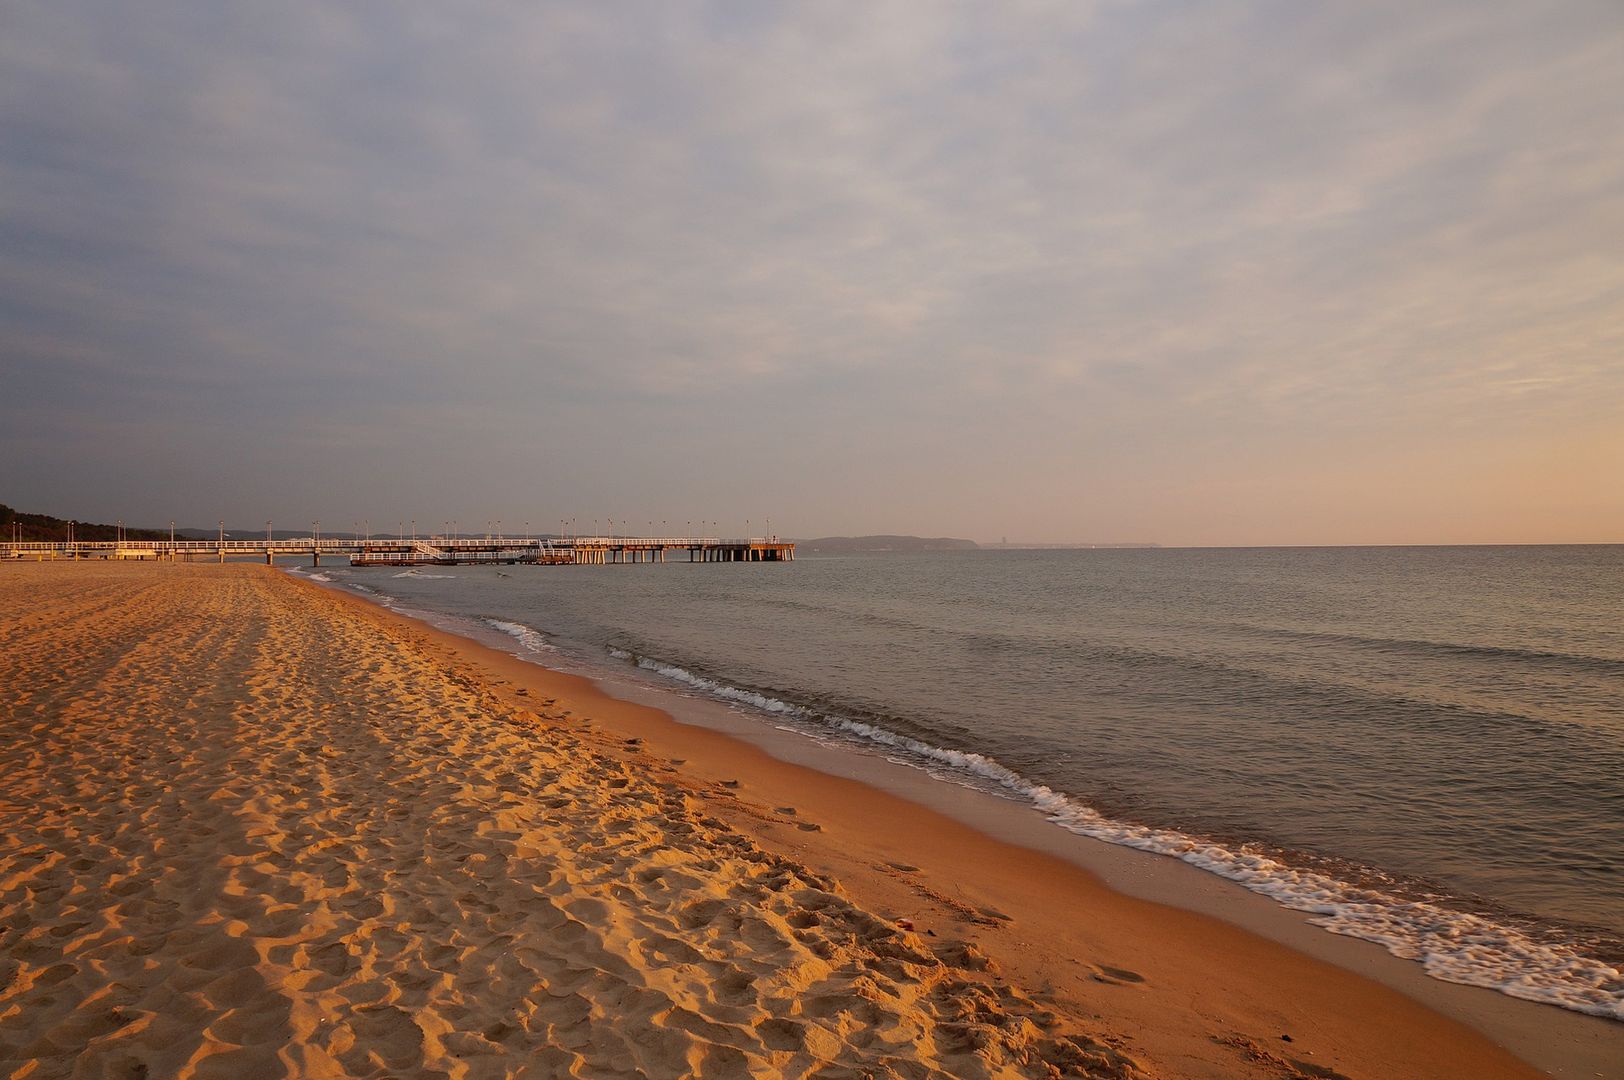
[2,1,1620,541]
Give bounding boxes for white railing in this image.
[1,535,789,556]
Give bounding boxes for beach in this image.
[0,562,1589,1078]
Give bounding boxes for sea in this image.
[297,545,1624,1021]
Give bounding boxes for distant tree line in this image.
[0,503,170,542]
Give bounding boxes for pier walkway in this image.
[0,536,794,567]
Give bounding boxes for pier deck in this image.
[0,536,794,567]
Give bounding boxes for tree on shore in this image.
[0,504,169,543]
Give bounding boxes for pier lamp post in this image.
[267,521,272,545]
[170,521,175,546]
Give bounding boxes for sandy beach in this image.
[0,562,1578,1078]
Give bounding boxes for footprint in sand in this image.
[1091,964,1147,985]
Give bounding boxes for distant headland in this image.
[798,535,1160,553]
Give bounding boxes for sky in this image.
[2,2,1621,546]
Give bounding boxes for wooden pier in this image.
[0,536,794,568]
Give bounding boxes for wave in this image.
[609,647,808,716]
[391,569,457,579]
[486,618,557,655]
[1224,623,1624,676]
[606,646,1624,1021]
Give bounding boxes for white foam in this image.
[609,647,1624,1021]
[487,619,557,655]
[307,572,332,582]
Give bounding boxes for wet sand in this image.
[0,562,1576,1078]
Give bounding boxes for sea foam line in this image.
[486,618,558,654]
[607,646,1624,1021]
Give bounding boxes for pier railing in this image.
[1,535,794,565]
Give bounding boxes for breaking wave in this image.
[606,646,1624,1021]
[486,618,557,655]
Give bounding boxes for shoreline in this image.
[2,561,1616,1078]
[303,567,1623,1077]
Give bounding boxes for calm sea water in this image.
[308,546,1624,1019]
